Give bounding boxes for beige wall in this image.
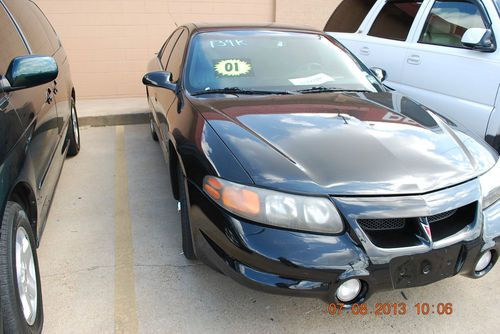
[35,0,339,99]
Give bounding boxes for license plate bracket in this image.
[390,244,462,289]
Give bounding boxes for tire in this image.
[67,98,81,156]
[177,166,196,260]
[150,118,159,142]
[0,202,43,334]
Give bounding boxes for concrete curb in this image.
[77,98,150,127]
[79,112,149,127]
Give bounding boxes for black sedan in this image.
[143,23,500,304]
[1,0,80,332]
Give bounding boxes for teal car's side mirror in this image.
[3,55,58,92]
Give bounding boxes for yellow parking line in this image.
[114,126,138,333]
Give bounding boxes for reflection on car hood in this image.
[190,92,497,195]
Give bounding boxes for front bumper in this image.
[187,180,500,303]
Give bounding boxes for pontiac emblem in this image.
[417,217,433,246]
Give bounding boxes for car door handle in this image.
[407,55,421,65]
[46,88,54,104]
[360,46,370,55]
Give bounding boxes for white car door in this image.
[328,0,431,88]
[398,0,500,138]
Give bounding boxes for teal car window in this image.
[0,5,28,75]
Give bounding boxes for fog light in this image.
[475,251,493,273]
[336,279,362,303]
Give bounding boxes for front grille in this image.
[428,209,457,223]
[358,218,406,231]
[358,208,459,232]
[356,203,477,248]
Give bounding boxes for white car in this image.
[325,0,500,153]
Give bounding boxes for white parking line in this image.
[114,126,138,333]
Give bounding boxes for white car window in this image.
[495,0,500,16]
[324,0,377,33]
[368,0,423,41]
[419,0,486,48]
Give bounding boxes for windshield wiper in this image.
[295,86,371,94]
[191,87,293,96]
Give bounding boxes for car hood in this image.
[190,91,497,195]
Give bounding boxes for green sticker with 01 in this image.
[214,59,253,77]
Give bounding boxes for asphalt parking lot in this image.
[37,124,500,334]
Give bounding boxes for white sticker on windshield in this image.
[289,73,335,86]
[209,40,247,48]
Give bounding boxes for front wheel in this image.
[67,98,81,156]
[0,202,43,334]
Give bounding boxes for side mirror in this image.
[142,71,177,92]
[461,28,496,52]
[3,55,58,92]
[370,67,387,82]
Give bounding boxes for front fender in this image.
[173,111,254,187]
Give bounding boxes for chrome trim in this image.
[483,200,500,250]
[333,179,482,264]
[0,93,9,110]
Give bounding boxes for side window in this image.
[368,1,423,41]
[0,5,28,75]
[166,31,188,82]
[160,30,183,68]
[419,0,487,48]
[3,0,60,55]
[324,0,377,33]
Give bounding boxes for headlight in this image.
[203,176,344,234]
[479,160,500,209]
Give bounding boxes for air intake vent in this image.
[428,209,457,224]
[358,218,406,231]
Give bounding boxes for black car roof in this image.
[184,22,323,35]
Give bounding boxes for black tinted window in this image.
[325,0,377,33]
[0,5,28,75]
[166,31,188,82]
[420,0,486,47]
[369,1,423,41]
[160,30,182,68]
[3,0,60,55]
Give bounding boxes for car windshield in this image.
[495,0,500,16]
[184,30,383,94]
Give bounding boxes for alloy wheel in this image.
[15,226,38,325]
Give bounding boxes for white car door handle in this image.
[360,46,370,55]
[407,55,421,65]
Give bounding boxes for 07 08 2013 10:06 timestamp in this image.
[327,303,454,316]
